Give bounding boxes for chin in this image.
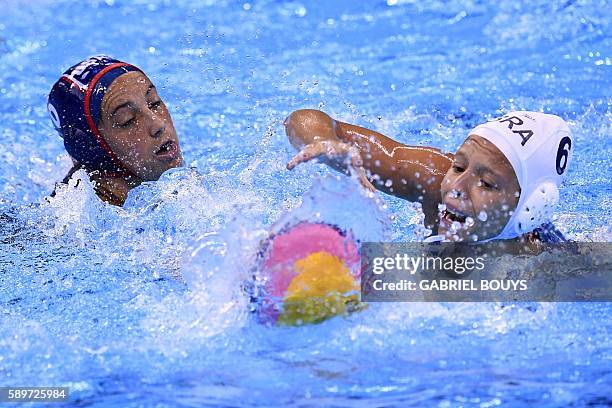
[145,167,168,182]
[172,155,184,168]
[437,228,474,242]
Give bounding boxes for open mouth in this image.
[439,204,475,234]
[442,208,467,224]
[155,140,179,161]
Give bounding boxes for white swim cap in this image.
[470,111,573,240]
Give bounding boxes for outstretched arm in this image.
[284,109,454,228]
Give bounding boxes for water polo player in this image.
[284,109,573,244]
[48,55,183,206]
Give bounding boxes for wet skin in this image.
[284,109,522,242]
[98,71,183,181]
[81,71,184,205]
[439,135,520,241]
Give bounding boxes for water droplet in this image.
[478,211,488,221]
[465,217,474,227]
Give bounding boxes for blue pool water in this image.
[1,0,611,406]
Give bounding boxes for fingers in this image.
[286,141,375,192]
[287,144,325,170]
[350,152,376,192]
[348,146,363,168]
[286,153,300,170]
[356,167,376,192]
[287,141,348,170]
[361,176,376,192]
[344,146,375,192]
[287,140,376,192]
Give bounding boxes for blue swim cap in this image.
[48,55,143,174]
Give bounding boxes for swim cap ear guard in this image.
[472,111,573,240]
[514,181,559,234]
[47,55,143,174]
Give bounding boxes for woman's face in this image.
[439,135,520,241]
[98,71,183,181]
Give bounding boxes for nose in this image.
[446,172,469,200]
[147,110,166,139]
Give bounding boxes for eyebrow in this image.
[110,84,156,117]
[476,165,503,181]
[111,102,133,117]
[454,152,467,161]
[454,152,504,180]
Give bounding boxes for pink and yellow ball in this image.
[258,222,363,326]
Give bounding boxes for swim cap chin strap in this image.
[473,111,573,241]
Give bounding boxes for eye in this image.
[480,179,497,190]
[149,100,162,111]
[118,117,135,128]
[452,164,465,173]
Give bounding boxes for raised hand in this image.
[287,140,375,192]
